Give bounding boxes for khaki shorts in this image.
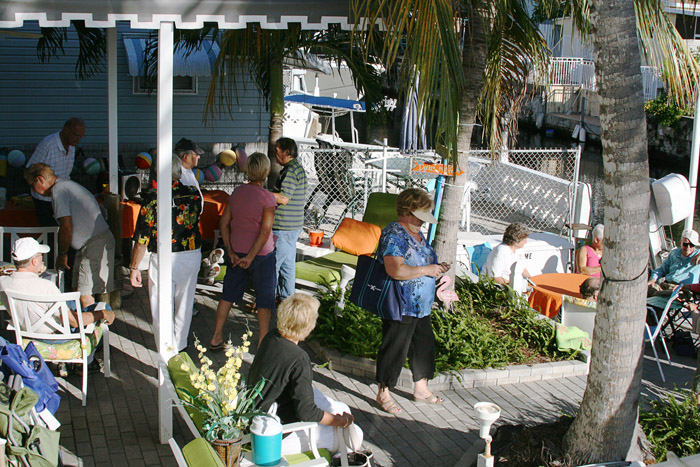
[74,230,115,296]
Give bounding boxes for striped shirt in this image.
[27,132,76,202]
[273,157,307,230]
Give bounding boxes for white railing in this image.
[546,58,660,101]
[641,65,660,101]
[549,57,596,89]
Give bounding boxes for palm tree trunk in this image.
[267,57,285,190]
[433,11,488,276]
[563,0,650,462]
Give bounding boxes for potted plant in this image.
[308,208,325,246]
[178,332,266,466]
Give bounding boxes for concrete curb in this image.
[306,340,590,391]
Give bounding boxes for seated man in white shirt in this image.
[0,237,115,353]
[483,222,531,285]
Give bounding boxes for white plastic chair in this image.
[561,295,597,339]
[0,226,64,291]
[645,285,682,383]
[4,290,111,406]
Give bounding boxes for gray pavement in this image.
[29,275,696,467]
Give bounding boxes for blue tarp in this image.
[284,94,365,112]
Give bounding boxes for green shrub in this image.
[644,94,691,128]
[310,277,577,372]
[640,391,700,461]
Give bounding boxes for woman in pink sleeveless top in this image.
[575,224,604,277]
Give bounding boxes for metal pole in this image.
[685,89,700,231]
[382,138,388,193]
[107,29,118,195]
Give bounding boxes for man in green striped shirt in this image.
[272,138,307,301]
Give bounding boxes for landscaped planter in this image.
[307,340,589,391]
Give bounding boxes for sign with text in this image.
[411,162,464,177]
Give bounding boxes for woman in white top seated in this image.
[483,222,531,285]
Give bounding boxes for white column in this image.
[107,28,118,194]
[685,89,700,231]
[157,22,174,445]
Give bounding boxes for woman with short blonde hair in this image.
[248,293,364,454]
[276,293,319,341]
[209,152,277,349]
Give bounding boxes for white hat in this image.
[12,237,50,262]
[682,229,700,247]
[412,209,438,224]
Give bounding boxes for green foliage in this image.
[640,391,700,461]
[644,94,692,128]
[311,277,576,372]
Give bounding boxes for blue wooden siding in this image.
[0,22,270,150]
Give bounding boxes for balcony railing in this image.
[536,57,660,101]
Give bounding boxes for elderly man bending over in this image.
[648,229,700,296]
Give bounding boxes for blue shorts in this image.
[222,251,277,310]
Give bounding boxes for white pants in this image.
[281,387,364,455]
[148,249,201,352]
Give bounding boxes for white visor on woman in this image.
[412,209,437,224]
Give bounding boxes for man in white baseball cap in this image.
[0,237,115,337]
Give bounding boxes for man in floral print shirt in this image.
[128,154,202,353]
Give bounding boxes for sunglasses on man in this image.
[682,242,695,248]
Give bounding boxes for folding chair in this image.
[5,290,111,406]
[645,285,682,383]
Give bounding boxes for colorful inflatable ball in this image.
[205,165,222,182]
[194,168,205,183]
[83,157,101,175]
[219,149,236,167]
[135,151,152,170]
[7,149,25,168]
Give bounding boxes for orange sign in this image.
[411,162,464,176]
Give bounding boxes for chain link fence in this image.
[463,147,582,235]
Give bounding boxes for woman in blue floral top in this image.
[128,153,202,353]
[375,188,449,415]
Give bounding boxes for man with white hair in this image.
[575,224,604,277]
[648,229,700,295]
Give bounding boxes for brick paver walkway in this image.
[28,274,696,467]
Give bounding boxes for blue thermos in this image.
[250,415,282,466]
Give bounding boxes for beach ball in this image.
[236,147,247,171]
[83,157,101,175]
[205,165,222,182]
[135,151,152,170]
[194,168,205,183]
[219,149,236,167]
[7,150,25,167]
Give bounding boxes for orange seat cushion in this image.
[332,218,381,256]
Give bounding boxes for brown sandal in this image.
[376,397,402,415]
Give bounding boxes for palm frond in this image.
[478,0,551,152]
[634,0,700,105]
[36,23,105,80]
[353,0,464,159]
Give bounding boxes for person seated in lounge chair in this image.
[0,237,115,374]
[483,222,531,285]
[648,229,700,296]
[575,224,604,277]
[248,293,363,454]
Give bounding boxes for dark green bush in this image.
[310,277,577,372]
[644,94,692,128]
[640,391,700,461]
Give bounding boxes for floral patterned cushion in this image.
[23,324,104,361]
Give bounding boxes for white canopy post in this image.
[685,89,700,231]
[157,22,175,445]
[107,28,118,194]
